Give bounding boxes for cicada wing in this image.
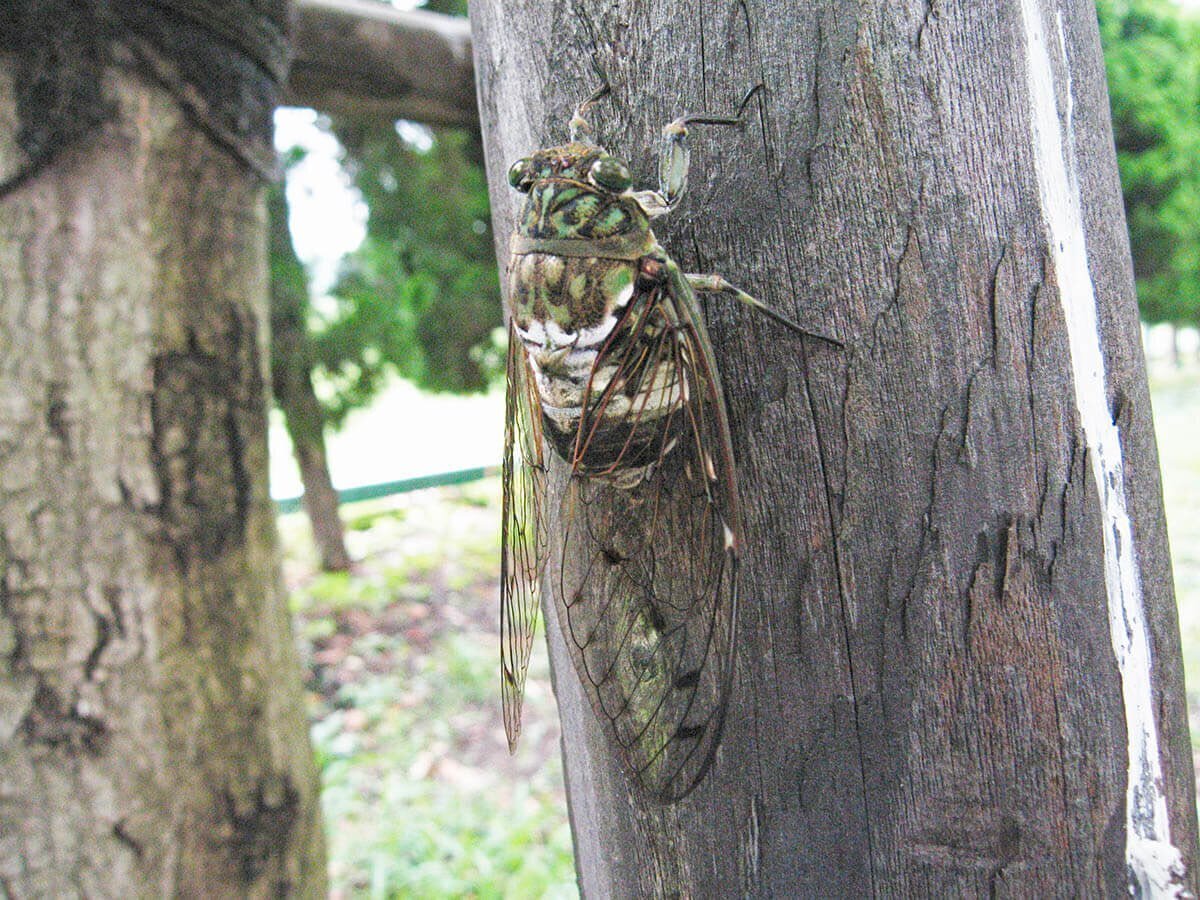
[552,266,741,802]
[500,322,547,751]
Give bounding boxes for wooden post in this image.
[470,0,1198,895]
[287,0,476,126]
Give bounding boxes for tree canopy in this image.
[282,0,498,427]
[320,119,501,413]
[1098,0,1200,325]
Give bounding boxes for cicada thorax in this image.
[507,160,689,482]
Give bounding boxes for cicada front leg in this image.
[569,83,612,142]
[633,84,765,218]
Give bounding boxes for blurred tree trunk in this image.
[471,0,1198,896]
[269,186,352,572]
[0,23,326,900]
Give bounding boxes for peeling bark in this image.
[471,1,1197,896]
[0,65,325,896]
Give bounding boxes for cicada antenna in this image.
[569,82,613,143]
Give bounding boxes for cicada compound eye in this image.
[588,157,632,193]
[508,158,537,192]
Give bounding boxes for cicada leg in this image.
[686,273,844,346]
[634,84,765,218]
[569,83,612,142]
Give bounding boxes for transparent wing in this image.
[500,322,547,751]
[551,261,741,801]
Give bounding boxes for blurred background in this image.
[270,1,1200,895]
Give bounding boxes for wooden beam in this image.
[286,0,477,128]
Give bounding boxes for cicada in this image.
[500,85,809,801]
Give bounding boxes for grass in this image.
[280,355,1200,898]
[280,483,575,899]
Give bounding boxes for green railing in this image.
[274,464,501,514]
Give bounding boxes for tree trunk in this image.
[0,59,325,900]
[269,186,352,573]
[470,1,1198,896]
[293,436,352,573]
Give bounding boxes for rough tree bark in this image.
[0,30,325,900]
[269,186,353,573]
[471,1,1198,896]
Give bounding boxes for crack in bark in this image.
[45,382,71,454]
[988,244,1012,367]
[959,360,991,470]
[112,820,145,861]
[0,529,28,671]
[785,261,878,896]
[1048,688,1082,886]
[916,0,942,52]
[82,605,110,682]
[735,791,764,895]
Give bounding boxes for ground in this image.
[281,482,575,898]
[281,356,1199,899]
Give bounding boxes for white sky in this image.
[274,109,367,293]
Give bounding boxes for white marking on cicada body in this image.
[647,365,682,412]
[587,364,618,395]
[613,282,635,308]
[545,320,576,346]
[514,320,546,346]
[539,400,583,434]
[600,361,682,425]
[577,314,619,348]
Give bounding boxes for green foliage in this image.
[320,123,502,412]
[423,0,468,15]
[1098,0,1200,325]
[269,0,500,431]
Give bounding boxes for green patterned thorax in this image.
[508,254,635,332]
[508,143,652,333]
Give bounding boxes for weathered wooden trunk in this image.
[0,54,325,900]
[470,0,1198,895]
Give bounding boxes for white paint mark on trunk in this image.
[1016,2,1187,895]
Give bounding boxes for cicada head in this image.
[507,144,648,241]
[508,143,632,194]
